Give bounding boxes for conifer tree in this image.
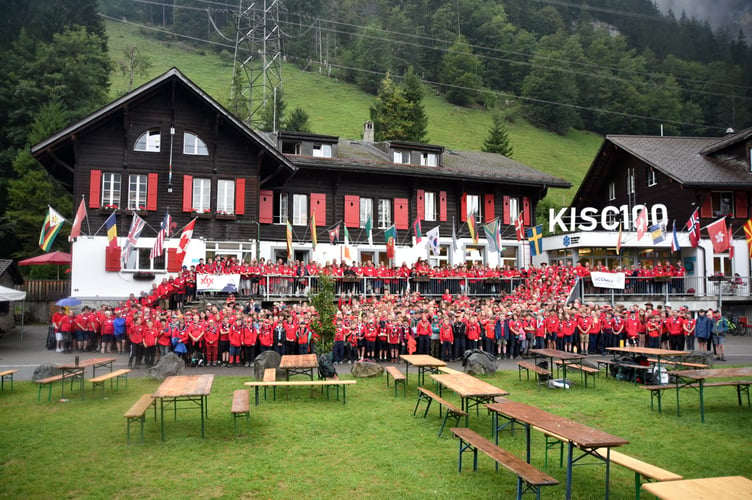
[482,111,513,158]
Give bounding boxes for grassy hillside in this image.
[106,19,602,203]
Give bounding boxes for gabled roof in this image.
[31,67,296,182]
[290,139,571,188]
[0,260,24,285]
[700,126,752,155]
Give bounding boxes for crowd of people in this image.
[49,259,732,370]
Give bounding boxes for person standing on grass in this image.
[241,316,257,367]
[667,309,685,351]
[142,319,158,368]
[712,311,729,361]
[128,316,144,369]
[439,317,453,362]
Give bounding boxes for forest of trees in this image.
[100,0,752,137]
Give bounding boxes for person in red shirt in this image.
[560,313,575,352]
[57,309,75,353]
[100,310,115,354]
[416,314,432,355]
[204,320,220,366]
[228,317,243,366]
[646,315,662,349]
[297,319,312,354]
[127,316,144,368]
[683,308,696,351]
[666,309,685,351]
[142,319,158,368]
[241,317,257,367]
[439,318,454,361]
[465,315,481,351]
[624,311,641,347]
[545,310,560,350]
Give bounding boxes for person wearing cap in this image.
[695,309,713,352]
[711,311,730,361]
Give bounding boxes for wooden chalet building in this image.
[31,68,569,299]
[540,128,752,289]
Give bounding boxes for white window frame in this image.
[466,194,480,221]
[420,152,437,167]
[184,131,209,156]
[626,171,635,195]
[102,172,121,209]
[312,143,332,158]
[360,197,373,228]
[276,192,289,224]
[509,198,520,222]
[424,192,437,222]
[216,179,235,214]
[127,174,147,210]
[608,182,616,201]
[647,169,656,187]
[377,199,392,229]
[292,194,308,226]
[192,178,211,212]
[134,130,161,152]
[393,150,410,164]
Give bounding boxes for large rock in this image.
[253,350,282,380]
[462,349,497,376]
[33,364,60,381]
[351,360,384,378]
[147,352,185,380]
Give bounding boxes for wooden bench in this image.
[263,368,277,402]
[642,385,673,413]
[517,361,551,390]
[646,358,710,370]
[0,369,18,392]
[703,380,752,408]
[244,379,356,406]
[438,366,463,375]
[385,366,406,397]
[413,386,467,437]
[533,426,569,470]
[450,427,559,499]
[89,369,131,398]
[597,359,616,377]
[554,361,599,388]
[595,448,683,500]
[123,394,156,444]
[35,370,84,402]
[231,389,251,436]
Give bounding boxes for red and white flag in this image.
[706,218,730,253]
[515,212,525,241]
[686,208,700,247]
[635,206,648,241]
[728,224,734,258]
[177,218,196,255]
[69,198,87,242]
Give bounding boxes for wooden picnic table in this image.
[607,347,689,383]
[152,374,214,440]
[486,400,628,500]
[400,354,446,386]
[279,354,318,380]
[671,366,752,423]
[56,357,116,399]
[430,373,508,425]
[641,475,752,499]
[529,349,585,387]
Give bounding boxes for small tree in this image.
[308,273,337,354]
[482,111,513,157]
[284,106,312,133]
[119,45,152,92]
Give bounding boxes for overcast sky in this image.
[653,0,750,37]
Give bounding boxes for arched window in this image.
[134,129,161,152]
[184,131,209,155]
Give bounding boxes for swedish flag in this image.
[526,224,543,256]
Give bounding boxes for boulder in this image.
[147,352,185,380]
[33,364,60,381]
[253,350,282,380]
[351,360,384,378]
[462,349,497,376]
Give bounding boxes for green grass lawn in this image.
[1,366,750,499]
[105,20,602,204]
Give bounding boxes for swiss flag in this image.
[635,206,648,241]
[706,218,730,253]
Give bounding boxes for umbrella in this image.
[19,251,72,279]
[56,297,81,307]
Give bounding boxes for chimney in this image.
[363,121,374,143]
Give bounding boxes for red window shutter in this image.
[259,189,274,224]
[439,191,447,222]
[310,193,326,226]
[104,245,121,272]
[146,173,158,211]
[523,197,531,225]
[461,193,468,222]
[235,179,246,215]
[735,192,747,219]
[394,198,409,230]
[182,175,193,212]
[484,193,495,223]
[166,248,183,272]
[344,195,360,228]
[416,189,425,221]
[503,196,511,224]
[89,170,101,209]
[700,196,712,218]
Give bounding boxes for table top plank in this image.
[152,374,215,398]
[606,347,689,357]
[279,354,319,370]
[486,400,628,449]
[641,476,752,500]
[671,366,752,381]
[57,357,116,370]
[529,349,586,361]
[431,373,509,398]
[400,354,447,368]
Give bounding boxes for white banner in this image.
[590,271,626,289]
[196,273,240,292]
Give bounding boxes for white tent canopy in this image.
[0,284,26,341]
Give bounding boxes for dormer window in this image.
[282,141,301,155]
[184,131,209,155]
[313,143,332,158]
[134,130,161,152]
[393,150,410,164]
[420,152,437,167]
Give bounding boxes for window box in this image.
[132,271,155,281]
[215,213,236,220]
[193,212,212,219]
[98,207,120,215]
[127,209,148,217]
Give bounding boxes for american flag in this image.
[122,214,146,268]
[150,211,172,260]
[686,208,700,247]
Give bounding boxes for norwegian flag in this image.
[686,208,700,247]
[121,214,145,268]
[150,211,172,260]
